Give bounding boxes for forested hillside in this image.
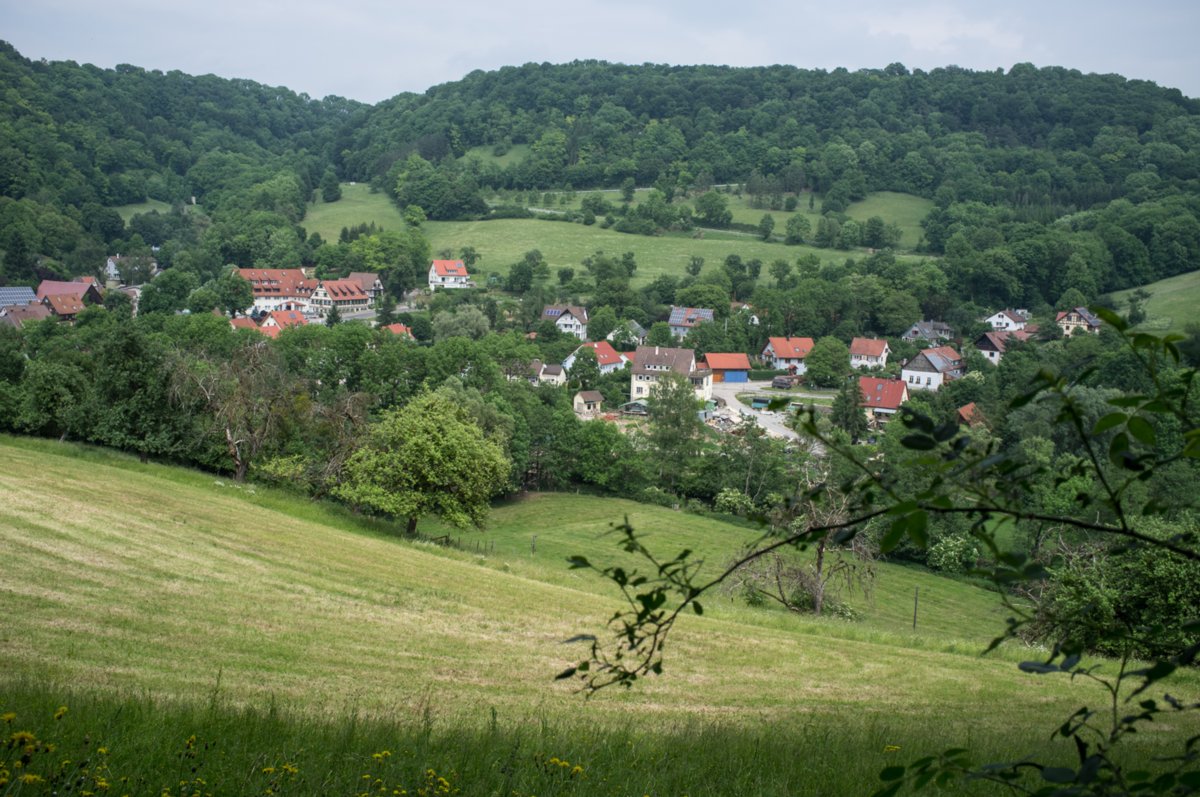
[3,45,1200,306]
[0,41,362,286]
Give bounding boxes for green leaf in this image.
[880,517,908,553]
[555,667,577,680]
[693,601,703,616]
[1092,306,1127,331]
[879,766,906,782]
[566,555,591,569]
[906,510,929,548]
[1126,415,1155,446]
[1108,433,1130,468]
[1092,412,1126,435]
[900,434,936,451]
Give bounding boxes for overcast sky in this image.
[2,0,1197,103]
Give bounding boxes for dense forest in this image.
[2,43,1200,307]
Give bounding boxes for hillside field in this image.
[1111,269,1200,334]
[3,435,1194,794]
[303,184,931,286]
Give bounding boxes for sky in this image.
[2,0,1197,104]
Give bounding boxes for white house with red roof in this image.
[984,309,1031,332]
[310,279,370,317]
[237,268,317,313]
[428,259,471,290]
[859,377,908,423]
[849,337,890,369]
[564,340,629,374]
[762,336,815,373]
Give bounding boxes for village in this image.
[0,254,1105,441]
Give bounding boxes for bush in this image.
[638,486,676,508]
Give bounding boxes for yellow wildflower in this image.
[883,744,901,753]
[9,730,36,745]
[1,713,15,723]
[262,767,276,775]
[55,705,69,720]
[98,747,109,755]
[22,773,46,785]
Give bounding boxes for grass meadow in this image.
[5,435,1195,794]
[112,198,172,223]
[1111,269,1200,334]
[303,183,933,286]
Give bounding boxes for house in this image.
[564,341,629,374]
[958,402,986,428]
[984,309,1031,332]
[42,293,86,321]
[975,329,1032,364]
[573,390,605,418]
[347,272,384,302]
[428,259,471,290]
[380,323,414,339]
[237,268,317,313]
[541,304,589,340]
[105,254,158,287]
[0,287,36,310]
[310,279,370,317]
[262,309,308,330]
[1056,307,1102,337]
[703,352,752,383]
[850,338,890,369]
[0,302,51,329]
[230,317,261,332]
[629,345,712,403]
[901,346,965,392]
[730,301,760,325]
[608,319,647,347]
[36,280,103,306]
[667,306,715,339]
[115,285,142,316]
[539,363,567,386]
[762,337,815,373]
[901,320,953,344]
[858,377,909,423]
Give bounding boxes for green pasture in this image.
[1111,269,1200,334]
[112,198,171,222]
[422,218,887,285]
[303,182,408,240]
[844,191,934,249]
[461,142,532,168]
[5,435,1192,792]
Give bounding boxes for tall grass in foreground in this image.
[2,682,1086,796]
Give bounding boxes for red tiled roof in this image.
[36,280,89,301]
[237,269,317,298]
[574,340,625,367]
[431,260,468,277]
[704,352,752,371]
[270,310,307,328]
[381,323,413,337]
[850,337,888,357]
[230,317,259,331]
[859,377,908,410]
[320,279,367,299]
[43,293,85,316]
[765,337,814,358]
[958,402,985,427]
